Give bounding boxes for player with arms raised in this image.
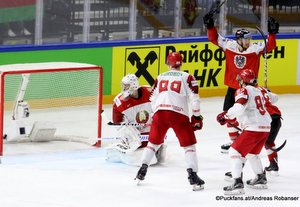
[203,13,279,153]
[135,52,205,191]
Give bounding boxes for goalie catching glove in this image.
[191,115,203,131]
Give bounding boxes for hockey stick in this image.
[265,139,287,152]
[256,26,268,88]
[107,121,151,127]
[208,0,227,16]
[226,121,286,152]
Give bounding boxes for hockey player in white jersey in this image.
[217,69,271,195]
[105,74,166,166]
[135,52,205,191]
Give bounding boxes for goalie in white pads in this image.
[105,74,166,166]
[217,69,271,195]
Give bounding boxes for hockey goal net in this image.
[0,62,103,155]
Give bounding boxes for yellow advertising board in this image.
[112,39,298,96]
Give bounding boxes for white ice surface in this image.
[0,94,299,207]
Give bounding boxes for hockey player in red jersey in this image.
[135,52,205,191]
[203,13,279,153]
[257,86,282,175]
[217,69,271,195]
[106,74,166,166]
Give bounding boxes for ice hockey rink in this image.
[0,94,299,207]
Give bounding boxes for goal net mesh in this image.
[1,63,102,155]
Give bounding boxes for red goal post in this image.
[0,62,103,155]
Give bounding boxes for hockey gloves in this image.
[203,13,214,29]
[217,111,227,125]
[268,17,279,34]
[217,111,239,127]
[191,115,203,131]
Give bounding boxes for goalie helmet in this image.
[167,52,183,67]
[121,74,139,98]
[237,69,257,85]
[235,29,252,39]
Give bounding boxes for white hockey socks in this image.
[184,145,198,172]
[229,148,244,179]
[247,153,264,175]
[141,142,161,166]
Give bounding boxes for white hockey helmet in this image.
[121,74,139,98]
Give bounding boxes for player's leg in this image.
[221,87,238,153]
[223,130,264,194]
[246,132,269,189]
[223,147,245,195]
[172,113,204,190]
[265,114,282,175]
[135,111,168,181]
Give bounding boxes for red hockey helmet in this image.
[237,69,257,85]
[167,52,183,67]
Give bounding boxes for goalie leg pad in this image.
[118,125,141,151]
[155,143,167,163]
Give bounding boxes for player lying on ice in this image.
[105,74,166,166]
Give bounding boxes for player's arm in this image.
[187,75,203,130]
[112,97,124,123]
[226,88,248,119]
[207,27,219,46]
[187,75,201,116]
[266,34,276,52]
[266,17,279,52]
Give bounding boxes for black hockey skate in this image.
[223,177,245,195]
[135,164,148,184]
[134,164,148,184]
[187,168,205,191]
[265,161,279,176]
[224,172,233,182]
[224,171,243,182]
[221,142,232,153]
[246,171,268,189]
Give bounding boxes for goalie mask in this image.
[121,74,139,98]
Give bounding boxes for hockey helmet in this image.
[121,74,139,98]
[235,29,252,39]
[167,52,183,67]
[237,69,257,85]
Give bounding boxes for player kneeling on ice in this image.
[105,74,166,166]
[135,52,205,191]
[217,69,271,195]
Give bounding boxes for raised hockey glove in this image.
[191,115,203,131]
[216,111,227,125]
[203,13,214,29]
[268,16,279,34]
